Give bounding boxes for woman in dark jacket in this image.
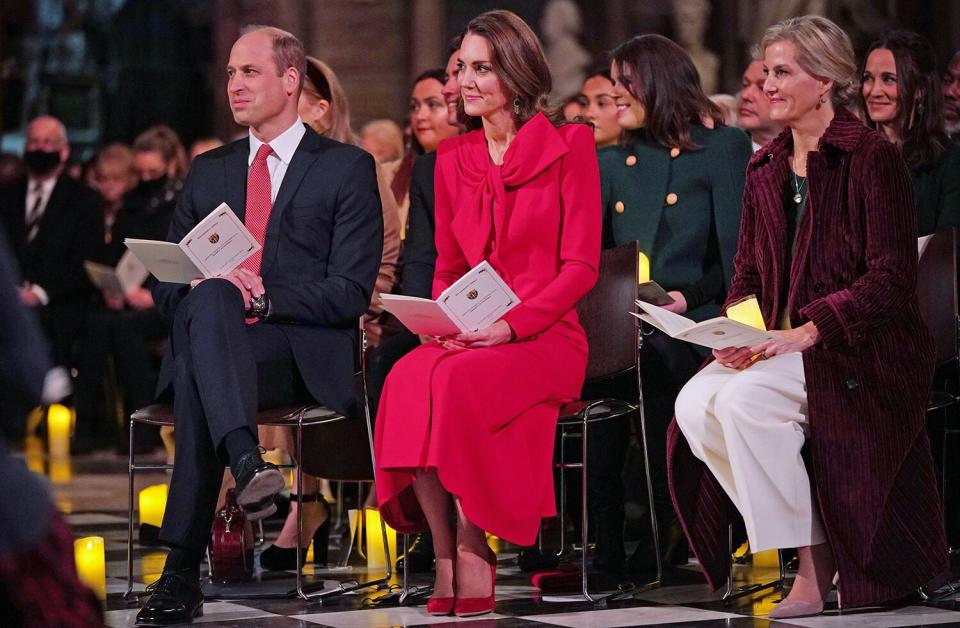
[598,33,752,571]
[861,29,960,235]
[671,15,946,619]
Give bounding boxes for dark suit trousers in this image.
[160,280,309,550]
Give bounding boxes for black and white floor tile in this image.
[24,449,960,627]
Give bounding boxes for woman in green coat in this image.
[598,33,752,571]
[861,30,960,236]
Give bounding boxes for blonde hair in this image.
[302,56,356,144]
[757,15,858,107]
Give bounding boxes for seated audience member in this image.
[189,137,224,161]
[374,10,600,617]
[361,119,404,164]
[89,144,138,255]
[861,31,960,236]
[709,93,739,125]
[0,116,101,368]
[944,50,960,140]
[672,16,946,619]
[256,54,402,572]
[135,26,382,625]
[599,34,752,574]
[577,67,620,148]
[0,234,101,627]
[737,58,785,151]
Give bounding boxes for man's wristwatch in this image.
[248,294,270,320]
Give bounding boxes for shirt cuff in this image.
[29,284,49,306]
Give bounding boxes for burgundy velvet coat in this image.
[667,108,949,607]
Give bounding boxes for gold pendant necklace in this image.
[792,171,805,204]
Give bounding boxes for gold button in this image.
[615,201,625,214]
[670,147,681,158]
[666,193,678,205]
[625,155,637,166]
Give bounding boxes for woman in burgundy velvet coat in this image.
[669,15,947,619]
[374,10,599,618]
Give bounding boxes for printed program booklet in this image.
[631,300,778,350]
[380,261,521,336]
[124,203,260,284]
[84,250,150,295]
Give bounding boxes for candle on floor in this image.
[47,404,72,458]
[74,536,106,599]
[365,508,397,569]
[139,484,168,528]
[726,294,766,331]
[638,251,651,284]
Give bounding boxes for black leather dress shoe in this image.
[233,448,285,520]
[135,569,203,626]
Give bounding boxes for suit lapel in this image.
[225,141,249,222]
[262,129,321,273]
[28,177,69,252]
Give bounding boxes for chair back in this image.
[578,241,639,382]
[300,320,377,482]
[917,227,958,366]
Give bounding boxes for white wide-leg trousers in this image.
[674,352,826,552]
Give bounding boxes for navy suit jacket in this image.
[153,125,383,416]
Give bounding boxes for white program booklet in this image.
[631,300,778,350]
[380,260,521,336]
[84,250,150,295]
[124,203,260,284]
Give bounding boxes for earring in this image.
[815,93,826,110]
[513,95,521,116]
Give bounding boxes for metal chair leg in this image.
[722,524,785,604]
[634,346,662,586]
[556,429,568,557]
[580,411,594,602]
[125,420,136,600]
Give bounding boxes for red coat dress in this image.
[667,108,948,606]
[374,114,601,545]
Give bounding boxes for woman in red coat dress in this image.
[671,15,947,619]
[374,10,600,618]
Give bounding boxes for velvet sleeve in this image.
[723,172,763,312]
[800,139,918,349]
[501,125,600,339]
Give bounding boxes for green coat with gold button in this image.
[600,124,753,322]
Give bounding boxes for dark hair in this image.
[861,30,946,167]
[456,10,566,131]
[610,34,722,150]
[447,34,463,57]
[585,63,613,84]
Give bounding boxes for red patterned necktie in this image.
[241,143,274,274]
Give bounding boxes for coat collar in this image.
[750,107,867,170]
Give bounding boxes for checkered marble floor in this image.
[28,450,960,627]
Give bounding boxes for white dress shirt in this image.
[247,118,307,203]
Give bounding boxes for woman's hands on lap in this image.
[437,320,513,349]
[713,322,819,369]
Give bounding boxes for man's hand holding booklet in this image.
[380,261,520,337]
[631,300,778,350]
[124,203,260,284]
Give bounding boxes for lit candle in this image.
[74,536,106,599]
[141,551,166,586]
[638,252,650,284]
[726,294,766,331]
[47,403,72,458]
[139,484,168,528]
[49,457,72,484]
[365,508,397,569]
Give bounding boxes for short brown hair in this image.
[241,24,307,89]
[457,10,564,130]
[758,15,858,108]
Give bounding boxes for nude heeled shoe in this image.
[768,572,839,619]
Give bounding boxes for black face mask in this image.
[136,176,168,198]
[23,150,62,176]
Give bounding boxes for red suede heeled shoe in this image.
[453,549,496,617]
[426,596,455,616]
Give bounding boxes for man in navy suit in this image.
[137,26,382,625]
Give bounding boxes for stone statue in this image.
[672,0,720,95]
[541,0,591,102]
